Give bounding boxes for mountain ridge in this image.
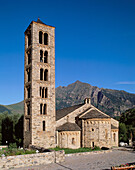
[0,81,135,117]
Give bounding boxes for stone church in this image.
[23,19,119,149]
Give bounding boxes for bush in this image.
[8,143,17,152]
[94,145,100,150]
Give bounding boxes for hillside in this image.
[0,81,135,117]
[0,101,24,115]
[56,81,135,117]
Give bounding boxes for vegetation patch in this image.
[50,146,100,154]
[0,143,36,157]
[118,108,135,143]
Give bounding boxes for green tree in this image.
[119,123,128,142]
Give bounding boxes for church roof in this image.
[80,109,110,119]
[34,18,55,28]
[36,18,46,24]
[56,122,81,131]
[56,104,84,121]
[111,125,118,129]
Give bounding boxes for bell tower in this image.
[24,19,56,148]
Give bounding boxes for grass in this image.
[0,148,36,157]
[50,146,101,154]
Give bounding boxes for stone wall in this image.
[82,119,112,148]
[111,129,119,147]
[58,131,80,149]
[0,150,65,169]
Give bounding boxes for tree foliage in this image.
[0,113,23,147]
[119,108,135,142]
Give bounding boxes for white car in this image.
[119,142,125,147]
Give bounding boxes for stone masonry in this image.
[0,150,65,169]
[24,19,56,148]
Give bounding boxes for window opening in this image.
[40,68,43,80]
[44,69,48,81]
[39,31,42,44]
[45,88,48,98]
[43,121,45,131]
[40,50,43,62]
[44,33,48,45]
[44,51,48,63]
[40,104,43,114]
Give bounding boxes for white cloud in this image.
[116,81,135,85]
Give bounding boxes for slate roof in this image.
[56,104,84,121]
[80,109,110,119]
[36,18,46,25]
[111,125,118,129]
[35,18,55,28]
[56,122,81,131]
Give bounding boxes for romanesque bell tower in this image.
[24,19,56,148]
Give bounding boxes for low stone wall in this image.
[0,150,65,169]
[66,149,112,157]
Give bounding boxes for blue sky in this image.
[0,0,135,105]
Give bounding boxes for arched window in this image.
[27,87,30,98]
[113,133,116,142]
[40,87,42,97]
[45,88,48,98]
[27,68,30,82]
[43,121,45,131]
[40,104,43,114]
[44,69,48,81]
[42,87,44,98]
[44,51,48,63]
[40,68,43,80]
[72,138,75,145]
[27,103,30,115]
[28,50,31,64]
[39,31,42,44]
[44,33,48,45]
[43,104,47,114]
[40,50,43,62]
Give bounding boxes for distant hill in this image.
[0,81,135,117]
[0,101,24,115]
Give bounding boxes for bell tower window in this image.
[39,31,43,44]
[43,121,45,131]
[44,33,48,45]
[44,69,48,81]
[40,50,43,62]
[44,51,48,63]
[40,68,43,80]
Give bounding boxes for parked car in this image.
[119,142,128,147]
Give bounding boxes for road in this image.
[14,150,135,170]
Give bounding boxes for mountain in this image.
[56,81,135,117]
[0,101,24,115]
[0,81,135,117]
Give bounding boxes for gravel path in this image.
[13,150,135,170]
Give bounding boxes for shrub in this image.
[8,143,17,152]
[94,145,100,150]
